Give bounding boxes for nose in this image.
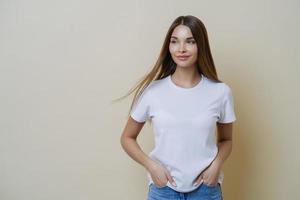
[179,43,186,52]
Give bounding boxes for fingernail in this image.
[172,182,177,187]
[193,182,198,186]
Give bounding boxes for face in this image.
[169,25,198,68]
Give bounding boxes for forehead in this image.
[171,25,194,38]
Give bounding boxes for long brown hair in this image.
[113,15,223,121]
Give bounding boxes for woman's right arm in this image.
[120,116,177,187]
[120,116,154,171]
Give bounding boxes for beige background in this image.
[1,0,299,199]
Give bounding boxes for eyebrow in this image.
[170,36,195,39]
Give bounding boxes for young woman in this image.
[119,15,236,200]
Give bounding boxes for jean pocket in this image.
[151,182,168,189]
[148,183,175,199]
[200,182,222,199]
[202,182,219,188]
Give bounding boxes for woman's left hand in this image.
[193,161,221,186]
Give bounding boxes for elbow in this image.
[120,133,136,148]
[120,134,127,148]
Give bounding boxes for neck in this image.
[171,65,201,87]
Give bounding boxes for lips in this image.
[177,56,190,60]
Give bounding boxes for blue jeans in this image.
[147,182,223,200]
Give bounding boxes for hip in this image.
[147,182,223,200]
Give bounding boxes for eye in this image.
[187,40,196,44]
[170,40,177,43]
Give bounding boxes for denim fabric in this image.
[147,182,223,200]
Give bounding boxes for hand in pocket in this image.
[147,160,177,187]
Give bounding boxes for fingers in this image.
[193,176,204,186]
[165,169,177,187]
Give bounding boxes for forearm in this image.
[213,140,232,169]
[120,136,153,171]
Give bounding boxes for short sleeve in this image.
[217,84,237,123]
[130,87,151,123]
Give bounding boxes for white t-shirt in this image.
[130,73,237,193]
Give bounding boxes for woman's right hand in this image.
[146,160,177,187]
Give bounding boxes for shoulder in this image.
[215,82,234,102]
[203,76,234,99]
[204,76,231,91]
[217,83,233,98]
[219,82,232,93]
[145,77,167,92]
[138,78,165,99]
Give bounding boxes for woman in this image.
[119,15,236,200]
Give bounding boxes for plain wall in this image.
[0,0,299,199]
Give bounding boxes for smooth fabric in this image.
[130,74,236,192]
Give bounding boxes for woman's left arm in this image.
[213,122,234,168]
[193,122,234,186]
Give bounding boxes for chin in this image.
[176,64,194,68]
[175,61,193,67]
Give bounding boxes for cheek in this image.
[190,47,198,58]
[187,45,197,52]
[169,44,176,54]
[190,50,198,62]
[169,48,178,60]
